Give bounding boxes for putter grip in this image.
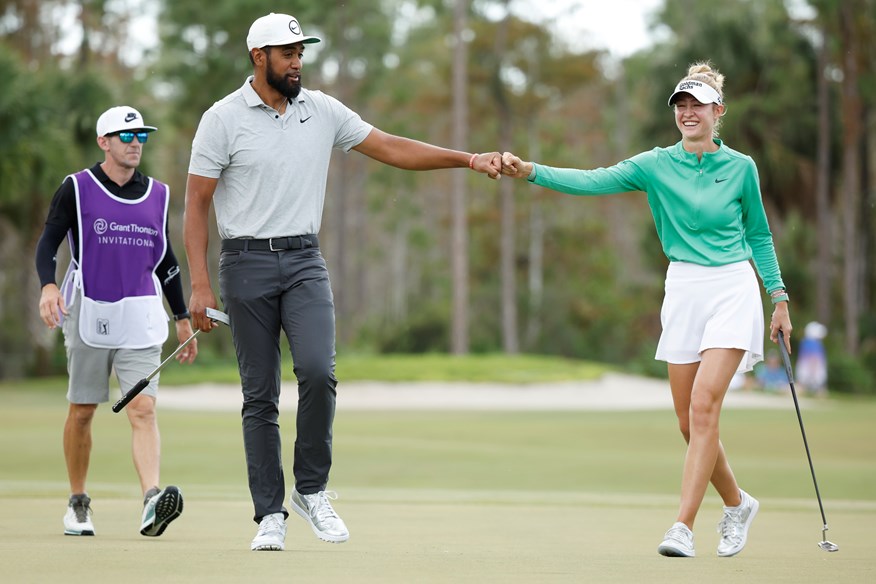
[777,331,794,381]
[112,378,150,412]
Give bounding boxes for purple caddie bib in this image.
[62,169,170,348]
[75,169,168,301]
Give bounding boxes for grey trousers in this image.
[219,247,337,522]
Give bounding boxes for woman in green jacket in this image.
[501,62,792,558]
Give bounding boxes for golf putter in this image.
[777,330,839,552]
[111,308,229,413]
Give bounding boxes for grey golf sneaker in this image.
[290,489,350,543]
[657,521,695,557]
[251,512,286,551]
[63,493,95,536]
[717,489,759,557]
[140,485,184,536]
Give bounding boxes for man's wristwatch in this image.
[173,311,192,321]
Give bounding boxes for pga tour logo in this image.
[93,218,109,235]
[96,318,110,336]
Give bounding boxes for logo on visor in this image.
[289,19,301,35]
[677,81,703,92]
[93,218,108,234]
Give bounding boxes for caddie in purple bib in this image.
[62,168,170,348]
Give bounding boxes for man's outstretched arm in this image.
[353,128,501,179]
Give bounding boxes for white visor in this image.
[668,80,723,107]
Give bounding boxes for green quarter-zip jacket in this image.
[529,139,785,294]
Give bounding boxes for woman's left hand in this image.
[769,302,792,353]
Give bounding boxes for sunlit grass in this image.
[2,381,874,503]
[6,352,614,391]
[2,373,874,584]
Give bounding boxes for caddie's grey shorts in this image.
[62,298,161,404]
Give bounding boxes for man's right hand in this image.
[189,287,220,333]
[470,152,503,180]
[39,284,67,329]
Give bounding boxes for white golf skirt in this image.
[655,260,765,373]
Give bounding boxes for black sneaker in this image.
[140,486,184,536]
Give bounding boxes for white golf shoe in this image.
[290,489,349,543]
[63,493,95,536]
[657,522,695,557]
[251,512,286,551]
[717,489,759,557]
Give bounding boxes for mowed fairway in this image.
[1,383,875,583]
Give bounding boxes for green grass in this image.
[335,352,612,383]
[5,396,873,503]
[5,352,614,390]
[2,362,874,583]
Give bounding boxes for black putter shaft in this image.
[777,330,837,551]
[111,329,202,413]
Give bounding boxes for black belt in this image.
[221,235,319,252]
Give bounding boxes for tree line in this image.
[1,0,874,392]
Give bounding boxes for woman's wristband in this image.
[469,153,478,169]
[770,293,789,305]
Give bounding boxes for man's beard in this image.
[266,54,302,99]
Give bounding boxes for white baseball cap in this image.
[667,80,723,107]
[246,13,321,51]
[95,106,157,137]
[804,321,828,340]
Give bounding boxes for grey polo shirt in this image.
[188,76,373,239]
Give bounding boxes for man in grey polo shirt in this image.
[184,12,501,552]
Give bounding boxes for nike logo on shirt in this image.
[300,116,312,123]
[715,178,728,183]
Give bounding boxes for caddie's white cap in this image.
[667,80,723,107]
[246,13,321,51]
[95,106,157,137]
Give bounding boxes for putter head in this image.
[205,307,230,326]
[819,527,838,552]
[818,540,839,552]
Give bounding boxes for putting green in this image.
[2,492,872,583]
[1,387,873,582]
